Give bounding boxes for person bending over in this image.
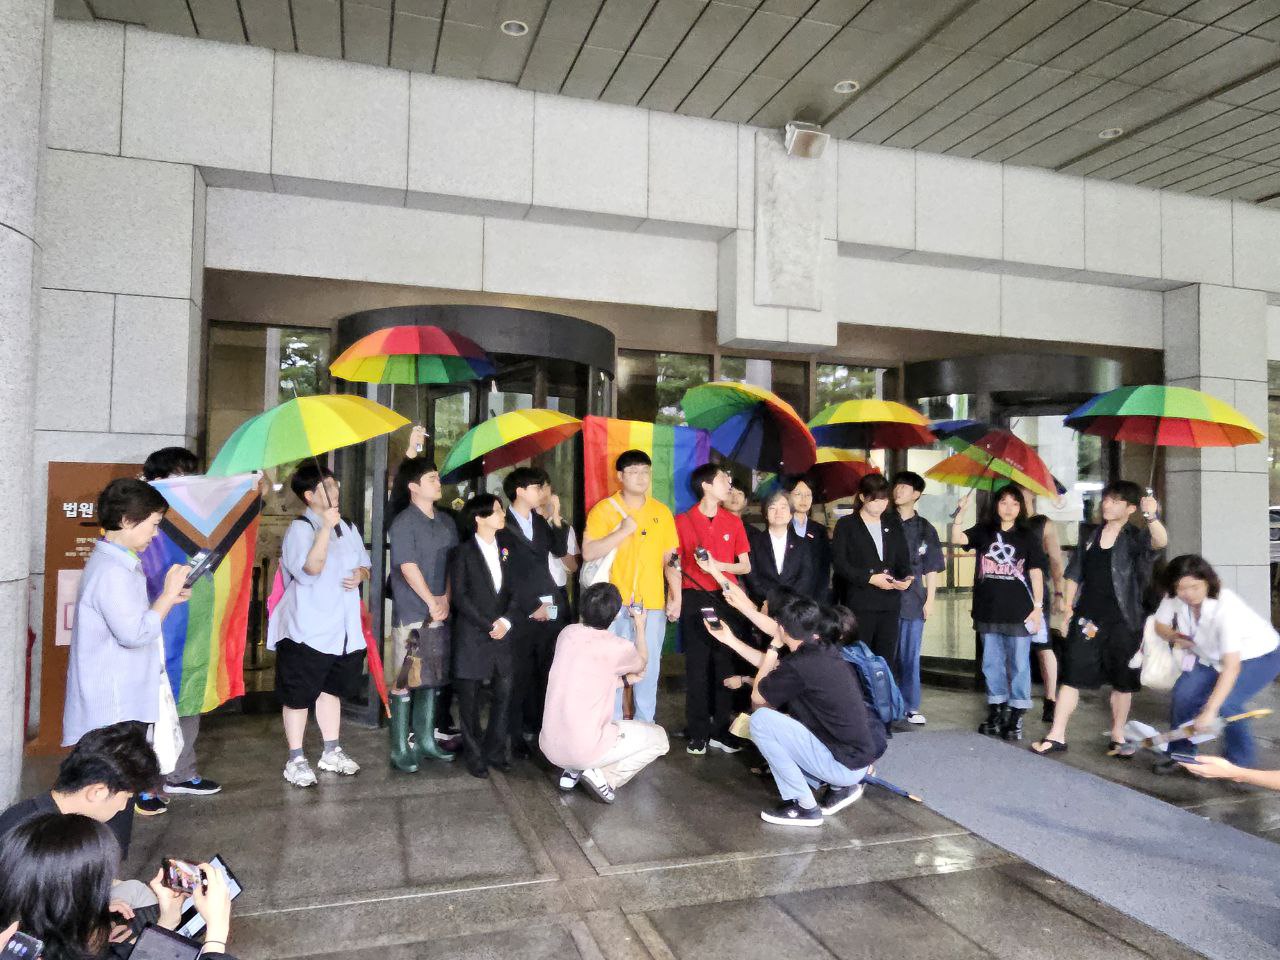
[748,598,886,827]
[540,583,670,803]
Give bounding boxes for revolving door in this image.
[332,306,616,725]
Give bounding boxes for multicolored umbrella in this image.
[208,395,409,476]
[931,421,1062,498]
[440,409,582,482]
[925,452,1060,500]
[329,325,495,385]
[809,399,934,450]
[757,448,880,503]
[681,381,817,473]
[1065,385,1263,447]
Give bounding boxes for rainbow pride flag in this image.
[141,474,261,714]
[583,416,711,515]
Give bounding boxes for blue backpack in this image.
[840,641,906,732]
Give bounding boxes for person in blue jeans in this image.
[748,598,886,827]
[1152,554,1280,774]
[950,485,1046,742]
[890,471,945,725]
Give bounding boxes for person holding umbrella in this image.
[266,464,371,787]
[1033,481,1166,756]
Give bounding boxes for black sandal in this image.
[1108,740,1136,759]
[1031,739,1068,755]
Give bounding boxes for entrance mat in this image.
[876,732,1280,960]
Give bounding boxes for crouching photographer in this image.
[0,813,239,959]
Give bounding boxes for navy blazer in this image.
[745,525,813,607]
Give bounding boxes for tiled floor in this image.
[21,675,1270,959]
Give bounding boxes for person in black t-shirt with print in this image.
[951,485,1046,743]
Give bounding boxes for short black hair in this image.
[760,489,790,514]
[1102,480,1144,508]
[290,462,335,502]
[1164,553,1222,599]
[689,462,724,499]
[55,722,161,796]
[856,473,890,503]
[729,475,747,493]
[388,457,440,520]
[142,447,198,481]
[615,449,651,473]
[460,493,503,537]
[97,478,168,531]
[503,466,549,502]
[983,483,1029,529]
[580,582,623,630]
[764,584,800,615]
[780,474,813,495]
[774,596,822,644]
[891,470,926,493]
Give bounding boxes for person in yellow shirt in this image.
[583,450,682,724]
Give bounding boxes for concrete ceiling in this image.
[58,0,1280,206]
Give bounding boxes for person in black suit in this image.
[745,490,813,610]
[832,474,913,664]
[451,494,543,779]
[783,476,832,601]
[499,466,570,758]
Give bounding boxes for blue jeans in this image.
[981,632,1032,709]
[1168,648,1280,767]
[749,708,868,809]
[896,618,925,713]
[611,608,667,724]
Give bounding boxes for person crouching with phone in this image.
[540,583,670,802]
[950,485,1047,742]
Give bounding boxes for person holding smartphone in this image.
[951,484,1046,742]
[890,471,946,725]
[675,464,752,756]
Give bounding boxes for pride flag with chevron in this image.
[583,416,711,515]
[141,473,261,714]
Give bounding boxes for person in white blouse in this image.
[1152,553,1280,773]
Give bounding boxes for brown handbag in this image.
[394,629,424,691]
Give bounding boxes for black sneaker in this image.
[135,794,169,816]
[760,799,823,827]
[164,777,222,796]
[819,782,865,816]
[686,739,708,755]
[708,734,745,754]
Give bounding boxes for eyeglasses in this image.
[622,468,651,477]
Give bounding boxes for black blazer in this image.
[832,512,912,613]
[745,526,813,606]
[450,537,537,680]
[795,520,832,601]
[496,509,570,615]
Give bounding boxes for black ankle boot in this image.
[1041,698,1055,724]
[1002,707,1026,741]
[978,704,1006,736]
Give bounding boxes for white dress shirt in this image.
[770,530,788,574]
[476,534,503,592]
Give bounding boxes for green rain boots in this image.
[389,693,419,773]
[412,687,456,763]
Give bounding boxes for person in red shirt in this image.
[676,463,752,755]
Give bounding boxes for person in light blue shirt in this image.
[266,463,372,788]
[63,479,191,749]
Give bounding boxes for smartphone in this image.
[694,546,710,563]
[628,602,644,617]
[182,550,217,590]
[1168,752,1201,764]
[0,931,43,959]
[700,606,722,629]
[161,858,202,896]
[129,925,200,960]
[176,856,241,938]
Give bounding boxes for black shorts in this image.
[275,639,366,709]
[1058,616,1141,693]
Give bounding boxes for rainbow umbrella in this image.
[441,409,582,482]
[681,381,816,473]
[1065,385,1263,447]
[208,395,409,476]
[926,451,1059,500]
[809,399,934,450]
[931,421,1062,497]
[757,448,880,503]
[330,325,494,385]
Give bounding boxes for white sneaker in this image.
[558,768,582,791]
[579,768,615,804]
[907,712,927,725]
[317,747,360,776]
[283,757,317,788]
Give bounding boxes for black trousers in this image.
[508,616,561,742]
[455,661,515,771]
[681,590,743,743]
[852,606,900,667]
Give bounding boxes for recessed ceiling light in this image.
[833,79,860,94]
[500,19,528,37]
[1099,127,1124,140]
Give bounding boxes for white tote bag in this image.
[150,640,185,776]
[580,498,628,589]
[1132,615,1184,692]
